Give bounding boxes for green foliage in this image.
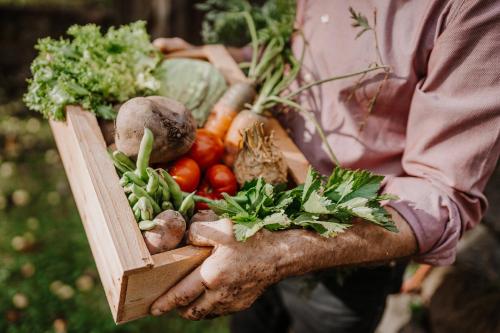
[23,21,162,121]
[197,0,296,46]
[349,6,372,39]
[210,166,398,241]
[197,0,257,46]
[198,0,300,117]
[0,100,228,332]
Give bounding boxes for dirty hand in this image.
[150,218,284,320]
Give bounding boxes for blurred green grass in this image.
[0,99,229,333]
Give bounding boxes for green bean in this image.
[113,151,135,171]
[133,207,141,221]
[153,187,161,203]
[131,184,161,214]
[136,128,154,181]
[161,186,170,202]
[138,220,157,231]
[132,200,141,221]
[154,187,165,204]
[137,197,153,221]
[157,171,171,201]
[146,168,159,195]
[160,169,183,209]
[128,193,139,206]
[108,150,133,175]
[123,171,146,187]
[187,203,195,218]
[120,171,146,188]
[119,174,130,187]
[111,158,129,175]
[141,210,151,221]
[161,201,174,211]
[185,191,245,205]
[178,192,195,216]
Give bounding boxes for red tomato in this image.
[169,157,200,192]
[195,183,219,210]
[205,164,238,196]
[188,129,224,169]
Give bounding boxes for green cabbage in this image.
[155,58,227,127]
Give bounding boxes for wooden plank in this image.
[267,118,310,184]
[50,106,154,321]
[118,246,211,323]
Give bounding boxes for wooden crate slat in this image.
[50,107,154,320]
[66,108,153,272]
[118,246,211,323]
[266,118,310,184]
[50,116,122,319]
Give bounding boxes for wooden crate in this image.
[49,45,309,324]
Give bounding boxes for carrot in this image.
[204,82,256,139]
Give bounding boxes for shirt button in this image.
[320,14,330,23]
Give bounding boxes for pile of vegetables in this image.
[111,95,239,253]
[25,3,399,257]
[110,126,192,254]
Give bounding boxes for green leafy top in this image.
[24,21,162,120]
[197,0,295,47]
[349,7,371,39]
[209,166,398,241]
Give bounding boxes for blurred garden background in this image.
[0,1,499,333]
[0,1,227,332]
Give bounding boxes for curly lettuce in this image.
[24,21,162,120]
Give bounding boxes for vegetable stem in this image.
[242,11,259,79]
[284,65,389,100]
[268,96,340,166]
[160,169,183,209]
[136,128,154,181]
[131,184,161,214]
[187,193,247,205]
[112,151,136,171]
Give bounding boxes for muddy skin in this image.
[152,209,416,320]
[115,96,196,164]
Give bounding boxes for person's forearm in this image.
[271,207,418,278]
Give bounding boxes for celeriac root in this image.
[234,122,287,185]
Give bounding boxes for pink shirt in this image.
[281,0,500,265]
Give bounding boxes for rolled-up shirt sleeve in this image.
[383,0,500,265]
